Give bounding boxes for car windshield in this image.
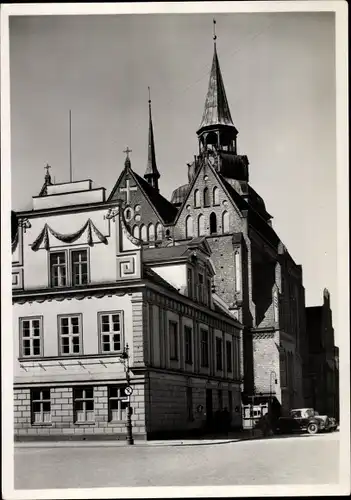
[305,409,315,417]
[291,410,302,418]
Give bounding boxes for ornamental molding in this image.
[31,218,108,251]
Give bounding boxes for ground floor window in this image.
[31,388,51,424]
[73,387,94,423]
[108,386,129,421]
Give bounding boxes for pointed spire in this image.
[197,20,235,133]
[144,87,160,192]
[39,163,53,196]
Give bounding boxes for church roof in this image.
[143,244,190,264]
[218,153,249,182]
[170,183,190,206]
[197,43,236,133]
[133,171,178,224]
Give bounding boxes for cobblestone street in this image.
[14,432,339,490]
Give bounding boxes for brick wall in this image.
[14,382,147,441]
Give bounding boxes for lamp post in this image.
[120,343,134,445]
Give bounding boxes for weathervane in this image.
[213,18,217,42]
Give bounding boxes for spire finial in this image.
[148,86,151,105]
[123,147,132,168]
[44,163,52,182]
[213,18,217,42]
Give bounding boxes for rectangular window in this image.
[58,314,82,355]
[200,329,209,367]
[186,386,193,421]
[169,321,178,360]
[198,273,204,303]
[71,249,88,286]
[99,312,123,353]
[50,251,67,287]
[226,340,232,373]
[184,326,193,364]
[216,337,223,371]
[73,387,94,423]
[31,388,51,424]
[20,317,42,357]
[108,386,129,421]
[187,268,193,299]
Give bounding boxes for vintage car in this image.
[277,408,336,435]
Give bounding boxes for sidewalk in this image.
[15,430,263,448]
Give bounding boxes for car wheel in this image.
[307,422,319,435]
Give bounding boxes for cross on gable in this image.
[120,178,137,205]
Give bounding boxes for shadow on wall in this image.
[252,262,276,326]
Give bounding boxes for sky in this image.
[9,12,337,339]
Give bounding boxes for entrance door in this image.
[206,389,213,427]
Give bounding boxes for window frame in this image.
[49,247,90,288]
[184,325,193,365]
[216,337,223,371]
[213,186,220,206]
[98,310,124,355]
[31,388,51,425]
[73,386,95,424]
[19,316,43,358]
[108,385,129,422]
[57,313,83,356]
[194,189,201,208]
[200,328,209,368]
[169,320,179,361]
[203,187,210,207]
[71,248,89,287]
[226,340,233,373]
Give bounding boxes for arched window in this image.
[156,222,163,240]
[213,187,219,205]
[234,250,241,292]
[148,223,155,241]
[194,189,200,208]
[185,216,193,238]
[140,224,147,241]
[209,212,217,234]
[132,225,140,239]
[222,211,229,233]
[203,187,210,207]
[198,214,205,236]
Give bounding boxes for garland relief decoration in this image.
[31,218,108,252]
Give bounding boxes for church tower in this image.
[144,88,160,192]
[197,21,238,158]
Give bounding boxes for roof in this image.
[133,171,178,224]
[197,43,237,133]
[171,184,190,206]
[143,264,178,292]
[218,153,249,182]
[143,244,190,264]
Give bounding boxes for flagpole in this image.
[69,109,72,182]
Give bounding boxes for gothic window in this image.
[148,223,155,241]
[140,224,147,241]
[222,211,230,233]
[185,216,193,238]
[156,222,163,240]
[132,225,140,239]
[209,212,217,234]
[213,187,219,205]
[203,187,210,207]
[198,214,205,236]
[194,189,200,208]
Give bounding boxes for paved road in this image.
[14,432,339,490]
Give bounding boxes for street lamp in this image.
[120,343,134,445]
